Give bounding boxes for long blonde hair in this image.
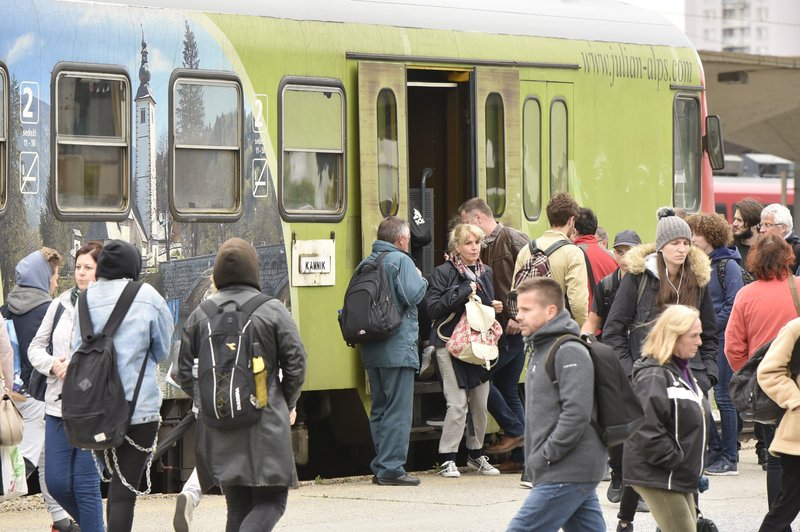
[447,223,484,258]
[642,305,700,365]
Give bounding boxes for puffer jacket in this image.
[357,240,428,369]
[603,243,718,391]
[758,317,800,457]
[623,356,708,493]
[179,285,307,488]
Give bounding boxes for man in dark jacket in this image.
[179,238,307,531]
[2,248,77,532]
[358,216,428,486]
[507,278,607,531]
[732,198,762,267]
[458,197,528,472]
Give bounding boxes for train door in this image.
[474,67,521,229]
[357,62,410,257]
[545,82,575,199]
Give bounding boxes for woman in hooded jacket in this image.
[603,208,718,531]
[428,223,503,478]
[687,212,745,476]
[623,305,709,532]
[179,238,307,532]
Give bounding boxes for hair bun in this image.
[657,207,676,220]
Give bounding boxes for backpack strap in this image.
[716,258,729,290]
[636,274,649,306]
[78,282,143,343]
[544,333,583,384]
[577,243,597,296]
[46,303,66,355]
[239,293,273,317]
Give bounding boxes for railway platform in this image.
[0,439,794,531]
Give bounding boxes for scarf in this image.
[449,254,485,283]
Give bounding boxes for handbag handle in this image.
[790,276,800,316]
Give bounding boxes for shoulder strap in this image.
[529,239,539,254]
[239,293,273,317]
[544,333,583,384]
[199,299,219,319]
[636,274,649,306]
[100,282,143,338]
[577,243,597,295]
[789,276,800,317]
[544,239,572,257]
[78,290,94,343]
[49,303,66,345]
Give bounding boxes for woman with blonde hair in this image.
[622,305,709,532]
[428,223,503,478]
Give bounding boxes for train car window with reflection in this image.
[54,67,130,215]
[523,96,542,221]
[377,88,399,217]
[170,75,242,219]
[550,99,568,195]
[673,95,701,211]
[0,66,6,213]
[280,80,345,219]
[485,92,506,216]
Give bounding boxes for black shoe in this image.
[371,475,379,484]
[636,498,650,513]
[607,478,622,503]
[375,473,421,486]
[758,448,769,468]
[426,414,445,427]
[616,520,633,532]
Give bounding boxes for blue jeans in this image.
[45,415,104,531]
[507,482,605,532]
[366,367,414,480]
[708,340,739,463]
[487,333,525,462]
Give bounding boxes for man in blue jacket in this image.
[507,277,607,531]
[359,216,428,486]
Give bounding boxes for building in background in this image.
[686,0,800,55]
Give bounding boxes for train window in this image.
[550,100,568,194]
[0,67,5,212]
[54,69,130,214]
[171,76,242,218]
[280,81,345,218]
[485,92,505,216]
[673,96,701,211]
[377,89,399,217]
[523,97,542,220]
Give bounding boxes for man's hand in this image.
[506,319,522,335]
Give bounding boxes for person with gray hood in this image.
[506,277,607,532]
[179,237,307,532]
[2,247,78,532]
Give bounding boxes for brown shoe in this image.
[485,435,524,454]
[495,460,524,474]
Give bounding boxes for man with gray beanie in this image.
[179,237,307,531]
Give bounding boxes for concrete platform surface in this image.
[1,440,796,531]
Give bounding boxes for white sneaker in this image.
[419,345,435,380]
[438,460,460,478]
[467,455,500,475]
[174,492,195,532]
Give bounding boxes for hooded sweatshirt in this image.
[523,309,607,486]
[3,250,55,388]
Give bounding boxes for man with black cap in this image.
[71,239,173,532]
[179,237,307,531]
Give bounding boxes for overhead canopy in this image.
[701,51,800,161]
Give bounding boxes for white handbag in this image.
[0,390,23,447]
[438,295,503,369]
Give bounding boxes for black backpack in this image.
[62,282,143,450]
[197,294,272,430]
[716,258,755,289]
[545,333,645,447]
[729,338,800,424]
[338,251,402,347]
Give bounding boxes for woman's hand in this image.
[491,300,503,314]
[51,357,68,380]
[289,407,297,426]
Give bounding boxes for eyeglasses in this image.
[757,222,786,231]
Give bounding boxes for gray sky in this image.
[621,0,685,31]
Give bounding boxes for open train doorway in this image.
[406,69,473,278]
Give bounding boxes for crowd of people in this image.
[5,192,800,531]
[359,194,800,532]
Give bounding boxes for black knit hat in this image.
[213,238,261,290]
[96,240,141,281]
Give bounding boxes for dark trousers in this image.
[707,340,739,462]
[97,421,159,532]
[614,442,641,522]
[45,416,103,531]
[224,486,288,532]
[761,423,783,508]
[366,366,415,479]
[759,453,800,532]
[487,333,526,462]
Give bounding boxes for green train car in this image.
[0,0,723,488]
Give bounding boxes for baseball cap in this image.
[613,230,642,249]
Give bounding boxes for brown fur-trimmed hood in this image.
[622,242,711,287]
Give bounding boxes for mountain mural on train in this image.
[0,1,289,318]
